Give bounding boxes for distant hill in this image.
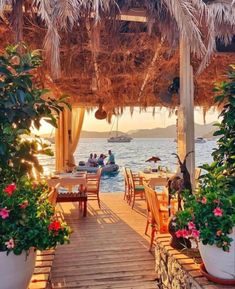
[79,122,216,138]
[80,131,129,138]
[38,123,217,139]
[129,125,176,138]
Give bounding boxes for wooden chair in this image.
[143,185,168,236]
[123,167,131,203]
[144,184,170,251]
[195,167,201,180]
[195,167,201,188]
[86,168,102,208]
[126,168,145,209]
[47,183,60,207]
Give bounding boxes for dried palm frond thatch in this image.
[198,0,235,73]
[0,0,234,113]
[0,0,213,78]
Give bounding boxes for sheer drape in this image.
[55,109,69,172]
[55,107,85,172]
[68,107,85,164]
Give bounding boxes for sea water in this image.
[38,138,216,192]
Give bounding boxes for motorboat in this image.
[195,137,207,143]
[108,135,132,143]
[77,163,119,174]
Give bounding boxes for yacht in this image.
[195,137,206,143]
[108,135,132,143]
[107,117,132,143]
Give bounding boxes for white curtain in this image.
[55,107,85,172]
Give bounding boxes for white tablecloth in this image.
[139,171,174,187]
[47,173,87,191]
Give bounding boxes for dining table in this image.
[139,170,175,188]
[47,172,87,192]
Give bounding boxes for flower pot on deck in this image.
[0,249,36,289]
[168,217,191,250]
[199,227,235,280]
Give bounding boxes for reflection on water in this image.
[38,138,216,192]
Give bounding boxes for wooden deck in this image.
[51,193,157,289]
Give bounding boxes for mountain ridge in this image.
[79,122,216,138]
[39,122,216,139]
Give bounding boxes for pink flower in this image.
[213,207,223,217]
[175,229,189,238]
[20,200,29,209]
[0,208,10,219]
[201,197,207,204]
[191,229,200,238]
[5,238,14,249]
[175,230,183,238]
[181,229,189,238]
[188,221,196,230]
[4,183,16,196]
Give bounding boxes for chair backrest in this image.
[86,168,102,192]
[123,167,128,184]
[195,167,201,180]
[144,184,168,233]
[47,183,60,207]
[126,168,135,190]
[123,167,131,189]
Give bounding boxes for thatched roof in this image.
[0,1,234,113]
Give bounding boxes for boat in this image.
[107,117,132,143]
[195,137,207,143]
[77,163,119,174]
[108,135,132,143]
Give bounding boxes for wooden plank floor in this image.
[51,193,157,289]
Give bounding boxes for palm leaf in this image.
[198,0,235,73]
[161,0,207,58]
[0,0,9,13]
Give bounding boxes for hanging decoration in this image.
[95,102,107,120]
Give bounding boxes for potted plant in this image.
[174,65,235,281]
[0,44,71,289]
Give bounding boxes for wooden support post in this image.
[178,38,195,187]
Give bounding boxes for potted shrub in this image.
[0,180,71,289]
[0,45,71,289]
[175,65,235,281]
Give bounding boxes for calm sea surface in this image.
[39,138,216,192]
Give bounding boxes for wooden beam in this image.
[178,37,195,186]
[117,9,147,23]
[90,8,147,23]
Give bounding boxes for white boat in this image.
[195,137,207,143]
[77,164,119,174]
[107,116,132,143]
[108,135,132,143]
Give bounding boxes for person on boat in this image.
[93,153,98,167]
[107,150,115,165]
[98,154,106,166]
[87,153,93,166]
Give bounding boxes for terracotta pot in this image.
[0,249,36,289]
[199,227,235,280]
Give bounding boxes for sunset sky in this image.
[34,107,218,135]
